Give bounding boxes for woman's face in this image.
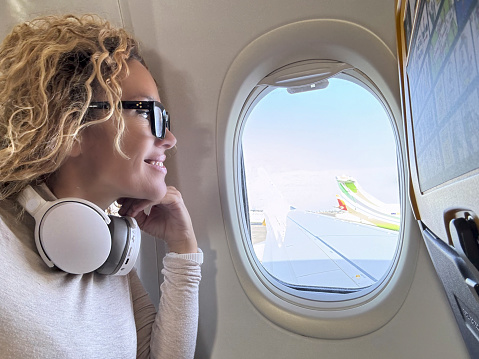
[70,60,176,207]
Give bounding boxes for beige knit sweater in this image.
[0,194,202,358]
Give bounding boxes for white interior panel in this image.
[0,0,124,39]
[120,1,467,357]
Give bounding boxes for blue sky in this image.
[242,78,399,211]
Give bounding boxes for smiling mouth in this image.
[145,160,164,167]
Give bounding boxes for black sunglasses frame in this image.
[89,101,170,139]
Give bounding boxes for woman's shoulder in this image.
[0,198,23,229]
[0,198,36,251]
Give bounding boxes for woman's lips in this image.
[145,159,167,172]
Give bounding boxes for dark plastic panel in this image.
[422,224,479,358]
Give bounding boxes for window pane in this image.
[242,78,400,290]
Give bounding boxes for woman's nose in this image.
[155,128,177,149]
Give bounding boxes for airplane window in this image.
[241,77,400,294]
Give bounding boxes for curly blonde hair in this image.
[0,14,144,200]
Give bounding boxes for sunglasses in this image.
[89,101,170,139]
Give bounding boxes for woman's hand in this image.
[118,187,198,254]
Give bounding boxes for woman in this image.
[0,14,202,358]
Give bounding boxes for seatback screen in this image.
[407,0,479,191]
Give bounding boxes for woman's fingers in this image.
[118,197,152,217]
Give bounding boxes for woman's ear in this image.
[69,136,82,158]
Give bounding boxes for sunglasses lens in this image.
[153,105,164,138]
[165,113,170,131]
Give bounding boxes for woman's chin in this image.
[147,186,168,203]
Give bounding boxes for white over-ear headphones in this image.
[17,185,141,275]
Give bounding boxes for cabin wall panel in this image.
[0,0,123,40]
[123,0,469,357]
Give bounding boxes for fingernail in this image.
[144,204,153,216]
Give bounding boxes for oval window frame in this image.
[216,19,419,339]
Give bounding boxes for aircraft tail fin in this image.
[336,196,347,211]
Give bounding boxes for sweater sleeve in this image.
[131,253,202,359]
[130,269,157,358]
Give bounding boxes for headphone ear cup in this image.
[96,216,127,275]
[96,215,141,275]
[38,202,112,274]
